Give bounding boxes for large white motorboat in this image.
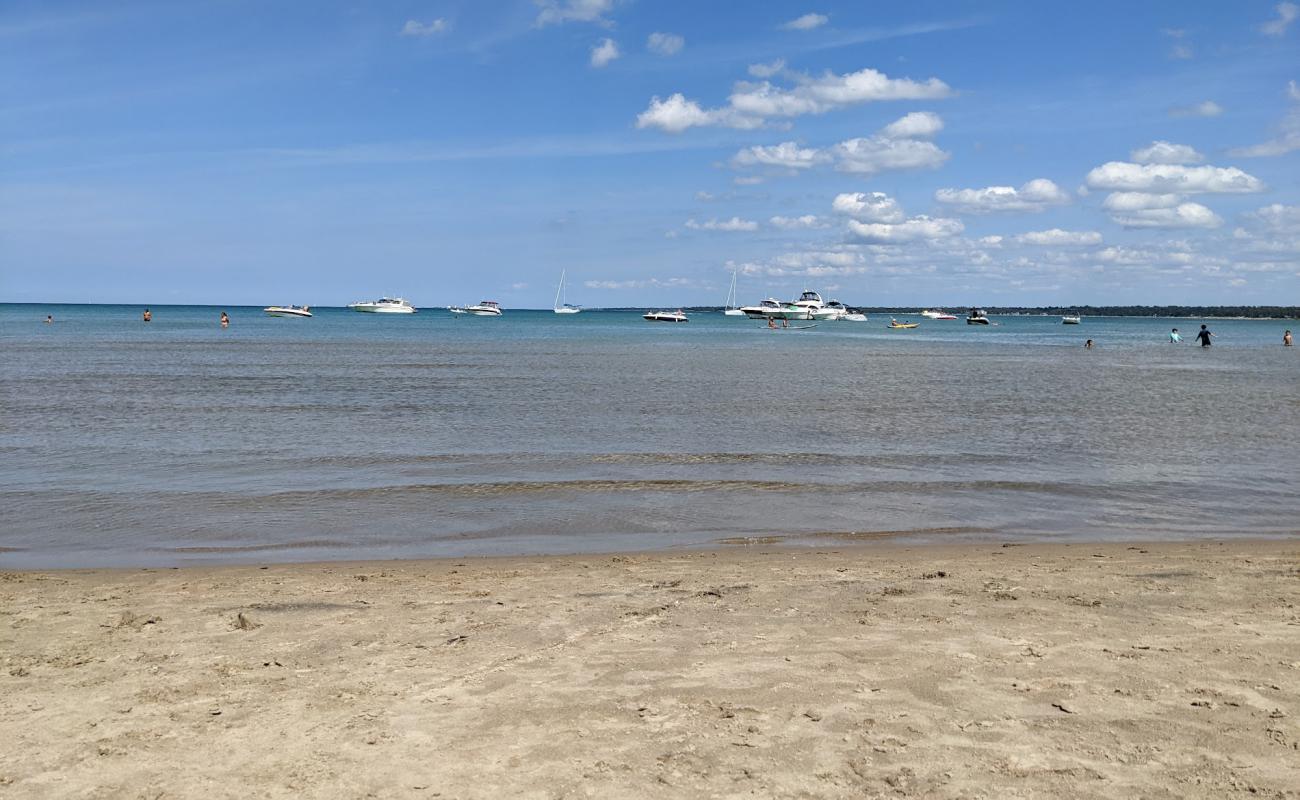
[788,290,832,320]
[723,270,745,316]
[464,300,503,316]
[1062,314,1082,325]
[921,309,958,320]
[643,309,688,323]
[348,297,416,314]
[263,305,312,318]
[740,298,791,319]
[553,270,580,314]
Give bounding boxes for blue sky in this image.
[2,0,1298,307]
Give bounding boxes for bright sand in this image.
[2,540,1297,798]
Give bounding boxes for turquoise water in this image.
[2,303,1297,567]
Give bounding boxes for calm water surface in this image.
[2,304,1297,567]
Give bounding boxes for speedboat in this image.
[348,297,416,314]
[840,310,868,322]
[263,305,312,318]
[643,309,688,322]
[888,318,920,329]
[967,308,990,325]
[817,299,852,321]
[465,301,503,316]
[1062,314,1082,324]
[921,309,958,320]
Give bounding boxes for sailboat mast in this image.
[555,269,565,309]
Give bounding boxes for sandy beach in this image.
[2,540,1297,799]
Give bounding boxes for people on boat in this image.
[767,317,776,328]
[1195,325,1213,347]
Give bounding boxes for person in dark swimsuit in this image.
[1195,325,1212,347]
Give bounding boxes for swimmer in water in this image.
[1169,328,1181,343]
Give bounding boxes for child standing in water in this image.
[220,311,229,328]
[1169,328,1181,343]
[1195,325,1213,347]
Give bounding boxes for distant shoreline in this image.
[3,302,1298,319]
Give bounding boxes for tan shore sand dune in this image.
[2,540,1298,798]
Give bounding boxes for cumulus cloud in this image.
[1242,203,1300,232]
[401,18,449,36]
[1085,162,1265,194]
[769,215,827,229]
[832,135,949,175]
[831,192,905,223]
[1015,229,1103,246]
[1111,202,1223,229]
[934,179,1070,213]
[536,0,614,26]
[636,66,952,132]
[1101,192,1182,211]
[1168,100,1223,118]
[1260,2,1299,35]
[880,111,943,139]
[647,32,684,56]
[1130,140,1204,164]
[781,13,829,31]
[847,215,963,243]
[685,217,759,232]
[731,141,828,170]
[590,38,620,67]
[748,59,786,78]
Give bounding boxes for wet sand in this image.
[2,540,1297,798]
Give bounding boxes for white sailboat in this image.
[723,270,745,316]
[553,270,581,314]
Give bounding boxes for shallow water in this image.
[2,304,1297,567]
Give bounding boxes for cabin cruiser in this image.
[819,300,854,321]
[740,298,793,319]
[263,305,312,318]
[464,301,503,316]
[921,309,958,320]
[1062,314,1081,325]
[966,308,990,325]
[643,309,689,322]
[348,297,416,314]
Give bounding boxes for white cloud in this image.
[536,0,614,26]
[934,178,1070,213]
[781,13,829,31]
[833,136,948,175]
[1290,80,1300,102]
[1015,229,1103,246]
[1085,162,1265,194]
[1169,44,1193,59]
[584,277,702,290]
[510,282,529,290]
[769,215,827,229]
[647,32,684,56]
[1242,203,1300,233]
[590,38,620,67]
[880,111,943,139]
[731,141,828,170]
[1168,100,1223,118]
[831,192,905,223]
[1111,202,1223,229]
[636,67,952,132]
[748,59,786,78]
[733,175,765,186]
[1228,85,1300,157]
[685,217,760,232]
[847,215,963,243]
[401,18,449,36]
[1130,140,1204,164]
[1101,192,1182,211]
[1260,2,1299,36]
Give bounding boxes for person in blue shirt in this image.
[1169,328,1181,343]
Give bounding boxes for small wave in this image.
[164,539,355,554]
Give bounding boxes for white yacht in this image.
[967,308,991,325]
[822,300,862,321]
[263,305,312,318]
[740,298,790,319]
[1062,314,1082,325]
[553,270,580,314]
[921,309,958,320]
[464,301,503,316]
[348,297,416,314]
[643,309,689,323]
[788,290,830,320]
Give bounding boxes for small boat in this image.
[348,297,416,314]
[1062,314,1082,325]
[463,301,502,316]
[921,309,958,320]
[723,270,745,316]
[448,306,468,314]
[644,309,688,323]
[840,312,868,322]
[263,305,312,318]
[888,318,920,329]
[553,270,580,314]
[966,308,991,325]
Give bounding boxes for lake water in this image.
[2,303,1297,568]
